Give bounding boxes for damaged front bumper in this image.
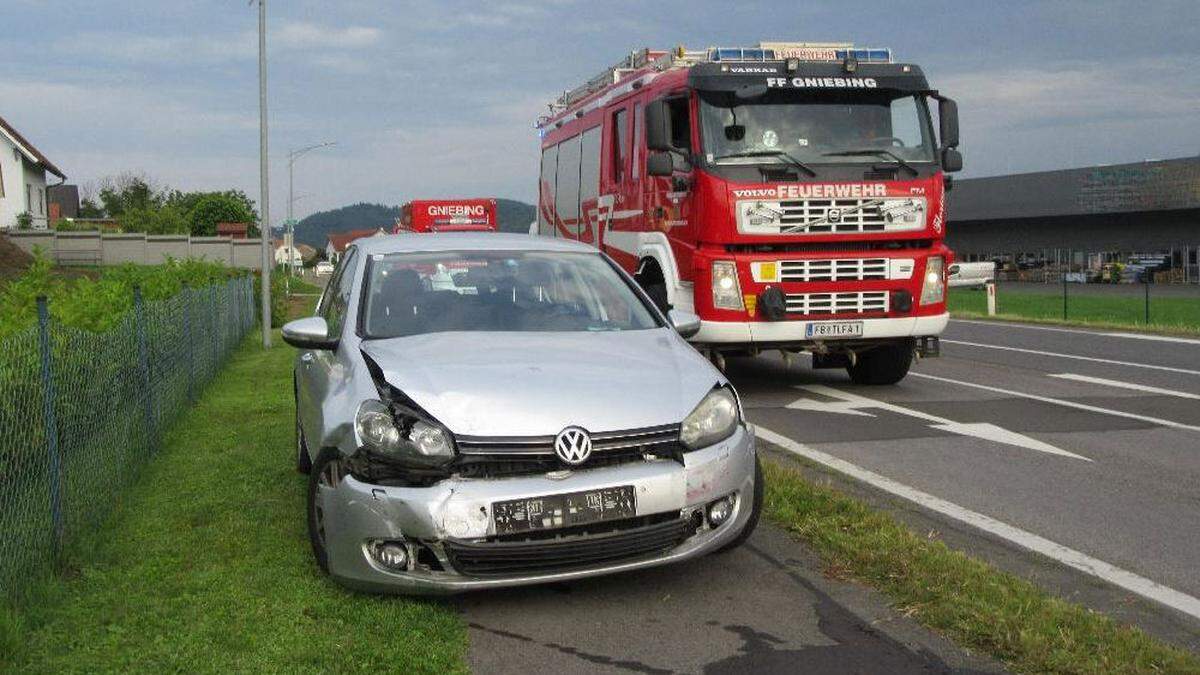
[320,425,757,594]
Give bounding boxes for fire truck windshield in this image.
[699,89,936,168]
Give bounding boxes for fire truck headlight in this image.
[920,256,945,305]
[711,261,744,311]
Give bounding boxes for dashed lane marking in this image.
[910,372,1200,432]
[941,339,1200,376]
[1049,373,1200,400]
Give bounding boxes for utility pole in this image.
[256,0,272,347]
[287,141,336,288]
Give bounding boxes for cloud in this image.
[275,22,381,50]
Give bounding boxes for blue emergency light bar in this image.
[708,47,892,63]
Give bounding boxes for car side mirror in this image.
[282,316,338,350]
[941,148,963,173]
[645,100,671,152]
[938,97,959,149]
[647,152,674,176]
[668,309,702,339]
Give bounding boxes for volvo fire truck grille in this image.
[784,291,889,315]
[779,258,889,282]
[739,198,926,235]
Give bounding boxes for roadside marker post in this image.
[35,296,64,560]
[986,282,996,316]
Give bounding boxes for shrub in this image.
[15,213,33,230]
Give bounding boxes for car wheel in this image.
[846,339,914,385]
[307,449,344,574]
[717,456,763,553]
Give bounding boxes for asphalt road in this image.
[463,318,1200,672]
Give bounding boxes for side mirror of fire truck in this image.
[647,152,674,177]
[645,100,672,152]
[941,148,963,173]
[937,97,960,149]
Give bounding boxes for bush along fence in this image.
[0,273,256,602]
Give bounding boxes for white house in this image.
[0,115,66,230]
[273,239,304,267]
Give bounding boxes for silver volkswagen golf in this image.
[284,233,760,594]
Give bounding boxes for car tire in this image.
[846,339,914,385]
[307,449,344,574]
[717,456,763,553]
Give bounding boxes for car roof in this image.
[352,233,596,256]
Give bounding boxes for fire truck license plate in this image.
[806,321,864,338]
[492,486,636,535]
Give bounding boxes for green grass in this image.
[762,460,1200,674]
[948,287,1200,335]
[287,276,322,295]
[1,328,466,673]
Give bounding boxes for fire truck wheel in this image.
[846,339,914,385]
[636,258,671,314]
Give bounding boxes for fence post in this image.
[1062,275,1068,321]
[133,286,156,453]
[36,296,64,559]
[1145,278,1151,324]
[208,284,218,371]
[183,282,194,402]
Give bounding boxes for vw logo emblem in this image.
[554,427,592,465]
[827,208,842,223]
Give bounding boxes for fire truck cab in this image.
[396,198,498,233]
[536,43,962,384]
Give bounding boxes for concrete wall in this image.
[2,230,264,270]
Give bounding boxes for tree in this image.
[77,198,104,219]
[120,206,190,235]
[96,172,162,217]
[186,193,256,237]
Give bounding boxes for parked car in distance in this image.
[948,261,996,289]
[314,261,335,276]
[283,233,761,594]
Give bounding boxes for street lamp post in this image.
[287,141,336,285]
[255,0,271,348]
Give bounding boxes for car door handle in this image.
[300,352,314,365]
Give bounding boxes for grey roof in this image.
[948,156,1200,222]
[352,232,594,255]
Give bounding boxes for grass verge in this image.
[1,328,466,673]
[761,459,1200,674]
[948,288,1200,336]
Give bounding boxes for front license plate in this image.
[492,486,636,535]
[806,321,864,339]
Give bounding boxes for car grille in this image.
[444,513,698,576]
[785,291,889,316]
[454,424,681,477]
[779,258,888,282]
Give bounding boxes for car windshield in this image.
[699,89,936,166]
[361,250,661,338]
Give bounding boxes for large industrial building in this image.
[946,156,1200,282]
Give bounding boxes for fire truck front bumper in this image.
[691,313,949,347]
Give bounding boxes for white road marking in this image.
[1101,332,1200,345]
[910,372,1200,432]
[754,425,1200,621]
[790,384,1089,461]
[1049,373,1200,400]
[942,339,1200,376]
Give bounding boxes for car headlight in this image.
[920,256,945,305]
[354,399,456,464]
[711,261,744,311]
[680,387,740,450]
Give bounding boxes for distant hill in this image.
[295,199,535,250]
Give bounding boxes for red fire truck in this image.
[536,42,962,384]
[395,198,498,233]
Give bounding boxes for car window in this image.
[362,251,660,338]
[321,248,359,336]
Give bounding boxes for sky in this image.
[2,0,1199,223]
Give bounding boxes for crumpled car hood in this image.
[359,329,722,437]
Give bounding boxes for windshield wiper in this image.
[711,149,817,177]
[821,149,919,176]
